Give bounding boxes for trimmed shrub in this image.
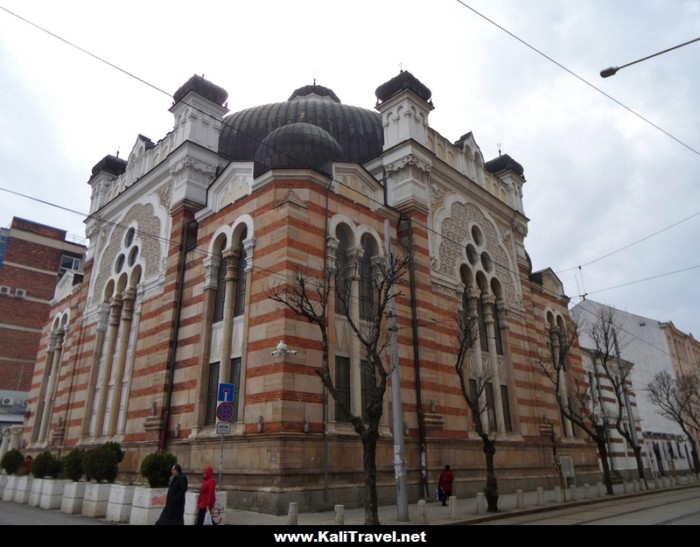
[62,448,85,482]
[0,448,24,475]
[140,452,176,488]
[83,446,119,483]
[103,441,125,463]
[31,451,63,479]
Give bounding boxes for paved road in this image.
[0,499,113,525]
[473,486,700,525]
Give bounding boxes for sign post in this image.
[216,383,235,487]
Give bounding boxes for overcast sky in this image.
[1,1,699,343]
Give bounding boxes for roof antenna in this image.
[116,147,120,158]
[497,142,502,156]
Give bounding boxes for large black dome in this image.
[218,85,383,167]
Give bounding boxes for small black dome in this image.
[91,155,127,177]
[485,154,524,177]
[173,75,228,107]
[375,70,432,104]
[254,123,343,177]
[289,84,340,103]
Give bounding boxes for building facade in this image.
[0,217,85,455]
[24,72,600,513]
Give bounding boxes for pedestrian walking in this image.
[438,464,454,506]
[195,465,217,525]
[156,464,188,525]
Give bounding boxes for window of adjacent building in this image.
[60,254,82,275]
[335,356,351,422]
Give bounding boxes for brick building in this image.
[24,72,600,513]
[0,217,85,435]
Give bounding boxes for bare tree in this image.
[583,306,648,488]
[647,370,700,475]
[267,247,411,526]
[537,315,616,495]
[452,287,499,511]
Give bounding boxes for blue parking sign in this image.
[218,383,235,402]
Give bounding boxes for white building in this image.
[574,299,693,478]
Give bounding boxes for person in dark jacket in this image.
[438,464,455,506]
[156,464,188,525]
[195,465,217,525]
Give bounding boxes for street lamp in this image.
[600,36,700,78]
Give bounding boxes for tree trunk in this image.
[596,434,614,495]
[483,437,498,512]
[362,433,380,525]
[690,441,700,477]
[633,445,648,489]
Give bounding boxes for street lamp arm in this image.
[600,36,700,78]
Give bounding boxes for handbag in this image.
[203,508,213,526]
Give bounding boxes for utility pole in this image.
[385,220,408,521]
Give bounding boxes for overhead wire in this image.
[0,4,697,325]
[454,0,700,157]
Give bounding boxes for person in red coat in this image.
[195,465,217,525]
[438,464,454,506]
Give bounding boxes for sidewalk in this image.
[224,476,699,526]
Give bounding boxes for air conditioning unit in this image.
[14,288,26,298]
[1,397,13,406]
[0,286,10,296]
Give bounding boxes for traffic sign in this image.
[216,401,234,422]
[216,422,230,435]
[218,383,235,402]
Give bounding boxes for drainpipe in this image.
[402,215,429,500]
[159,216,198,452]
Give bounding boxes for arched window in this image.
[359,235,375,321]
[335,229,351,315]
[234,228,248,316]
[213,247,227,323]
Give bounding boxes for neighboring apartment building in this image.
[24,72,601,513]
[574,299,694,479]
[0,217,85,454]
[660,321,700,467]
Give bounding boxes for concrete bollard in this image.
[287,502,298,525]
[537,486,544,506]
[476,492,487,515]
[516,489,524,509]
[554,485,563,503]
[449,496,457,519]
[584,483,590,499]
[417,499,428,524]
[334,505,345,525]
[597,482,605,497]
